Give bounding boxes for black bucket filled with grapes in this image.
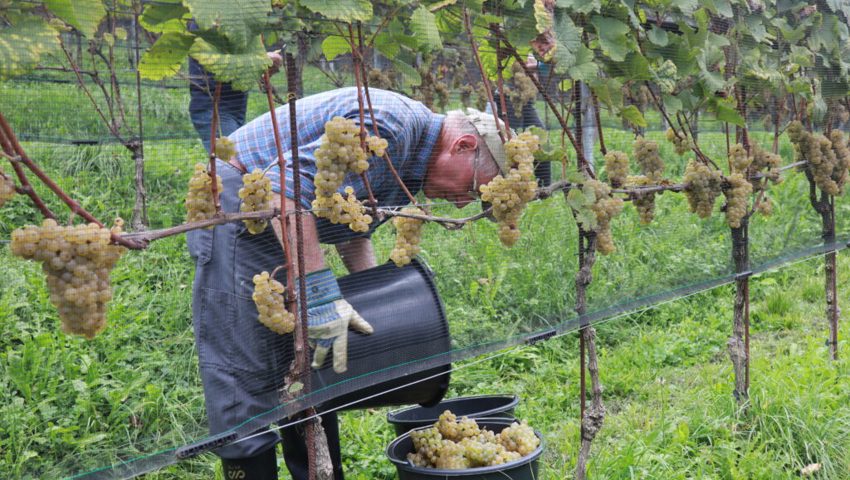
[386,415,544,480]
[387,394,519,436]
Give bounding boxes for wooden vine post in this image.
[573,230,605,480]
[728,74,751,404]
[806,172,839,360]
[729,220,751,402]
[280,53,333,480]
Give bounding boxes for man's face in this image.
[424,134,499,208]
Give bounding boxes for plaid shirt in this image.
[230,87,444,244]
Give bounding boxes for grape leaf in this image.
[620,105,647,127]
[550,10,580,74]
[299,0,373,22]
[321,35,350,61]
[591,16,630,62]
[185,0,270,48]
[391,58,422,86]
[647,26,668,47]
[139,32,195,81]
[568,46,598,82]
[45,0,106,38]
[140,2,189,34]
[190,36,271,91]
[0,19,61,81]
[410,6,442,51]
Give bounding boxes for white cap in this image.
[450,108,514,174]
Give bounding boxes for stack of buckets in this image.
[384,394,545,479]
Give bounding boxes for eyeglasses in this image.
[467,145,484,199]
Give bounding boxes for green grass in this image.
[2,73,850,479]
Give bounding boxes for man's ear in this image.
[451,133,478,154]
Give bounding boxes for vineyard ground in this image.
[1,79,849,479]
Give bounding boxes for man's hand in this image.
[301,269,373,373]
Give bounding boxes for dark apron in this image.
[187,160,342,478]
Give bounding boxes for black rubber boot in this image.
[221,447,279,480]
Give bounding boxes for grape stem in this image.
[352,23,423,211]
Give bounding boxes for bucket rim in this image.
[385,417,544,476]
[386,394,520,425]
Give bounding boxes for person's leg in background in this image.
[188,57,249,152]
[520,101,552,187]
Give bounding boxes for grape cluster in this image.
[723,173,752,228]
[626,175,656,224]
[479,132,539,247]
[406,411,539,470]
[757,195,773,216]
[367,68,398,90]
[311,117,385,232]
[10,218,126,338]
[664,128,692,156]
[787,121,849,195]
[238,169,273,234]
[185,163,223,224]
[653,60,678,94]
[252,271,295,335]
[583,179,624,255]
[214,137,236,161]
[683,161,723,218]
[390,207,424,267]
[603,150,629,188]
[508,61,537,113]
[728,144,752,173]
[750,144,782,186]
[312,187,372,233]
[498,422,539,456]
[633,137,665,181]
[0,167,15,207]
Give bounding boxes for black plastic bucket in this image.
[387,395,519,436]
[386,418,544,480]
[311,259,452,411]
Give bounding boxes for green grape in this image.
[498,421,540,457]
[239,169,273,234]
[626,175,656,225]
[508,61,537,113]
[723,173,752,228]
[582,179,624,255]
[185,163,223,224]
[10,218,126,338]
[788,121,847,195]
[728,143,751,173]
[757,195,773,217]
[407,411,539,470]
[665,128,692,156]
[603,150,629,188]
[750,144,782,186]
[479,132,539,247]
[214,137,236,160]
[252,271,295,335]
[434,441,469,470]
[683,161,723,218]
[390,208,424,267]
[0,167,15,207]
[633,136,665,180]
[460,438,499,467]
[312,187,372,233]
